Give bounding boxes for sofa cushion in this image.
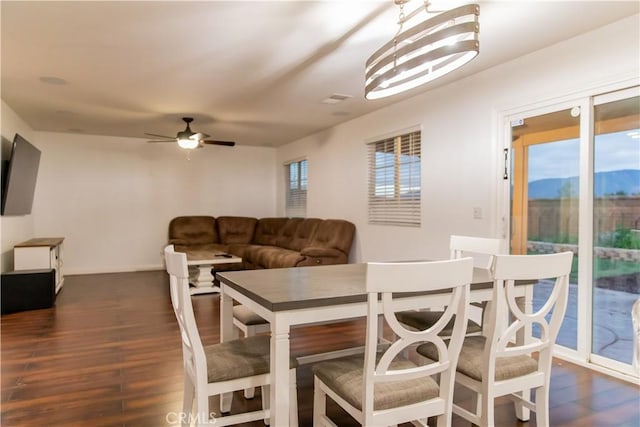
[308,219,355,255]
[278,218,321,251]
[169,216,218,245]
[217,216,258,244]
[226,243,256,259]
[275,218,303,249]
[253,218,288,246]
[250,245,305,269]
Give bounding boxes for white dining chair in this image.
[418,251,573,427]
[396,235,504,336]
[164,245,298,427]
[232,304,270,338]
[312,257,474,427]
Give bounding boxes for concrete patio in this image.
[534,281,638,365]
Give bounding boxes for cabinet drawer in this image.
[14,246,53,270]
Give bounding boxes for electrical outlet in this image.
[473,207,482,219]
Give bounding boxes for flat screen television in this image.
[1,134,41,216]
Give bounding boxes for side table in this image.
[184,250,243,295]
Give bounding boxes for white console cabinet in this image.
[14,237,64,294]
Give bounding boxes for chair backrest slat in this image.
[164,245,207,381]
[485,252,573,372]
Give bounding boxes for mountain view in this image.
[528,169,640,199]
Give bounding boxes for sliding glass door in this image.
[591,90,639,368]
[506,86,639,375]
[510,107,580,350]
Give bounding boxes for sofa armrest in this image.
[298,247,347,266]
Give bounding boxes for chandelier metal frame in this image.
[365,2,480,100]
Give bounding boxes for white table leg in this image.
[218,288,236,415]
[189,265,220,295]
[220,290,234,343]
[271,314,295,426]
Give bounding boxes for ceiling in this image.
[1,1,638,148]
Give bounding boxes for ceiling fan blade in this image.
[145,132,175,139]
[202,140,236,147]
[147,139,175,143]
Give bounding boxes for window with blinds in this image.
[285,159,307,217]
[367,130,421,226]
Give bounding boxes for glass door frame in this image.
[495,78,639,381]
[589,86,640,375]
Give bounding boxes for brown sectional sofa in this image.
[168,216,356,270]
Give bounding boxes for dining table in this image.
[217,262,534,427]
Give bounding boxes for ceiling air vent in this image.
[321,93,352,105]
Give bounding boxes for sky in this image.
[526,129,640,182]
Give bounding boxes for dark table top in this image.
[217,263,496,312]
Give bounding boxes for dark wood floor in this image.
[1,270,638,427]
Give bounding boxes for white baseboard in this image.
[65,264,164,276]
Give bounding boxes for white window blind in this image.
[367,130,421,226]
[285,159,307,217]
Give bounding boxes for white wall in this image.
[276,14,640,264]
[3,15,637,274]
[1,126,277,274]
[0,100,39,272]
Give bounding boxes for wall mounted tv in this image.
[1,134,41,216]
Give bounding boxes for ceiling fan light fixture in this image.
[177,138,199,149]
[145,117,236,149]
[365,2,479,100]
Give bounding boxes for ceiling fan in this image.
[145,117,236,150]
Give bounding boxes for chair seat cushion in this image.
[233,305,268,326]
[396,310,482,335]
[204,335,297,383]
[312,354,439,411]
[417,335,537,382]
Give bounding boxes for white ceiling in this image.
[1,1,638,148]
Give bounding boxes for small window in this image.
[285,159,307,217]
[367,129,421,226]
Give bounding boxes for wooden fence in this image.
[527,196,640,241]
